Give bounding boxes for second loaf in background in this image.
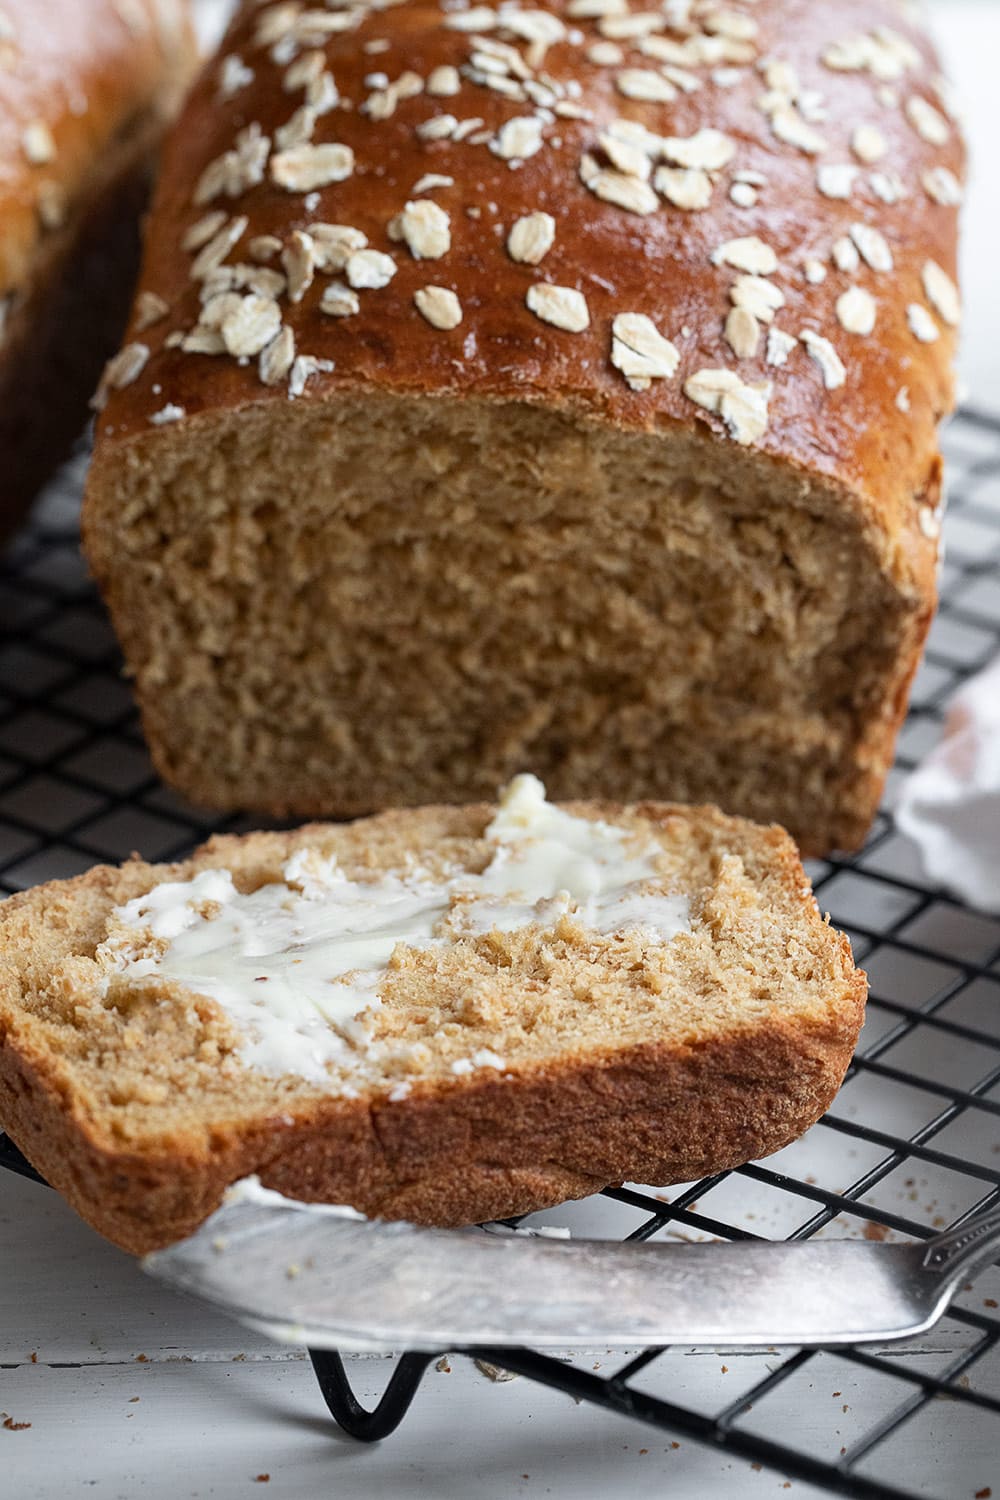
[0,0,196,538]
[84,0,964,855]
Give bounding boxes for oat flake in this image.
[832,237,860,274]
[320,283,361,318]
[180,328,225,356]
[849,222,893,273]
[346,250,397,290]
[921,261,960,326]
[149,403,186,425]
[220,296,282,358]
[413,174,455,195]
[588,41,623,65]
[725,305,759,359]
[183,211,227,253]
[194,124,270,206]
[414,285,463,330]
[526,283,590,333]
[851,124,887,164]
[801,329,846,389]
[655,166,712,210]
[275,104,318,152]
[249,235,283,264]
[588,166,659,215]
[684,368,770,445]
[817,164,857,200]
[661,127,735,171]
[284,51,325,92]
[491,116,544,161]
[259,326,296,386]
[134,292,170,333]
[907,303,940,343]
[417,115,458,142]
[399,200,451,260]
[599,131,652,181]
[922,166,962,207]
[918,505,940,540]
[712,236,778,275]
[270,143,354,192]
[870,171,907,206]
[219,55,254,100]
[836,286,877,335]
[312,225,369,273]
[427,65,461,96]
[288,355,334,400]
[190,217,249,281]
[615,69,676,103]
[905,95,950,146]
[730,276,784,324]
[765,327,797,367]
[507,212,556,265]
[610,313,680,390]
[22,120,55,164]
[92,342,149,410]
[769,106,826,156]
[282,231,316,304]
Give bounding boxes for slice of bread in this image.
[0,785,865,1253]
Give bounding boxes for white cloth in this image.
[896,654,1000,912]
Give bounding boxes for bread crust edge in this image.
[0,969,865,1256]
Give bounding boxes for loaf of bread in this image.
[83,0,963,854]
[0,0,196,540]
[0,778,864,1253]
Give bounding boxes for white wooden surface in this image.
[3,1166,999,1500]
[3,3,1000,1496]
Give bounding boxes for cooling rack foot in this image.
[308,1349,439,1441]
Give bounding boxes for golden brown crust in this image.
[0,1007,862,1253]
[0,0,194,295]
[0,798,866,1253]
[96,0,961,593]
[0,0,196,530]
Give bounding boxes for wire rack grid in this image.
[2,410,1000,1499]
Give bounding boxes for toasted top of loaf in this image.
[93,0,961,605]
[0,0,196,301]
[0,792,862,1155]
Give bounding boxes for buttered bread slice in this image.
[0,779,865,1253]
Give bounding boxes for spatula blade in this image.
[144,1195,943,1353]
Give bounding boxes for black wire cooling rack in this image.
[2,410,1000,1499]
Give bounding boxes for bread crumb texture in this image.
[0,798,865,1252]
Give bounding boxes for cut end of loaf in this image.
[0,796,866,1252]
[87,392,929,853]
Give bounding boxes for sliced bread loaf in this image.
[0,779,865,1253]
[83,0,963,853]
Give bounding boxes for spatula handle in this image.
[922,1202,1000,1282]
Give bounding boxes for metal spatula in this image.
[143,1194,1000,1353]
